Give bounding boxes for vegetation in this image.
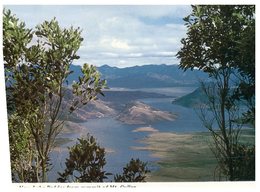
[4,9,106,182]
[135,131,254,181]
[57,135,109,182]
[114,158,150,182]
[58,135,149,182]
[177,5,255,181]
[3,5,255,183]
[3,9,149,183]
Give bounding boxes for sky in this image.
[4,5,191,68]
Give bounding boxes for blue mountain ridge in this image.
[67,64,208,89]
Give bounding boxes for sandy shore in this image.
[132,126,159,133]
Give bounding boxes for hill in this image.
[68,100,116,122]
[173,86,245,109]
[67,64,208,88]
[172,87,207,108]
[117,101,177,125]
[61,88,172,122]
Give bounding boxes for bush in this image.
[114,158,150,182]
[57,134,109,182]
[58,135,150,182]
[232,144,255,181]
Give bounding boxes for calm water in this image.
[49,87,205,182]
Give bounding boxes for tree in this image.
[57,135,150,183]
[232,7,255,126]
[3,9,106,182]
[177,5,255,124]
[114,158,150,182]
[177,5,255,181]
[57,135,110,182]
[3,9,37,182]
[198,81,245,180]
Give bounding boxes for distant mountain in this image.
[67,64,208,89]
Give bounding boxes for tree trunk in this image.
[41,158,47,182]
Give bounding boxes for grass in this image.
[134,129,255,182]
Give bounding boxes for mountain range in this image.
[68,64,208,88]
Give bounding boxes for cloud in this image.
[97,51,175,59]
[100,38,131,50]
[5,5,190,68]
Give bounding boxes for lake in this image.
[49,86,205,182]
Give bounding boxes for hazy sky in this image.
[5,5,191,68]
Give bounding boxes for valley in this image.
[49,86,209,181]
[48,65,254,182]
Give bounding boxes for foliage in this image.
[58,136,149,183]
[232,144,255,181]
[177,5,254,73]
[3,9,106,182]
[8,114,37,182]
[198,79,242,181]
[212,143,255,181]
[3,9,37,182]
[57,135,110,182]
[177,5,255,126]
[177,5,255,181]
[114,158,150,182]
[4,8,149,183]
[70,64,106,112]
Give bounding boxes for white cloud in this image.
[112,39,129,49]
[102,38,131,50]
[5,5,190,67]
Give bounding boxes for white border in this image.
[0,1,258,192]
[1,0,258,5]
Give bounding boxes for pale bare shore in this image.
[132,126,159,133]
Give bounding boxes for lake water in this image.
[49,87,205,182]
